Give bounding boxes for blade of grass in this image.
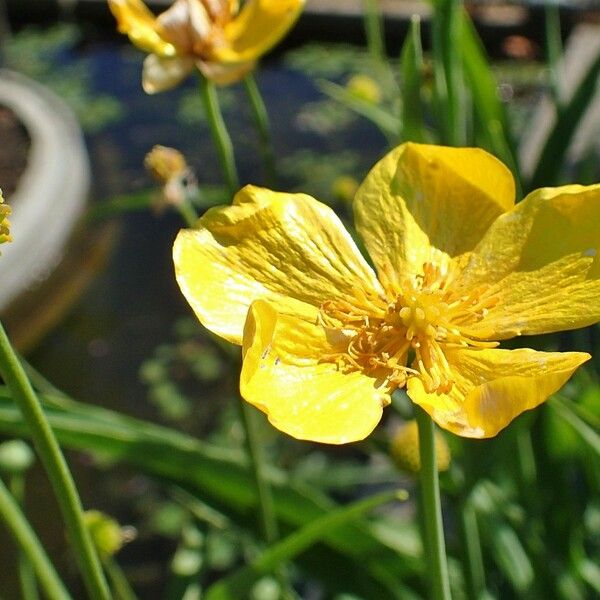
[0,387,420,597]
[459,10,522,191]
[430,0,465,146]
[0,477,72,600]
[549,396,600,455]
[318,79,400,143]
[205,489,407,600]
[400,16,427,143]
[545,1,564,108]
[529,49,600,190]
[362,0,385,63]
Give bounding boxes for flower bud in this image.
[0,440,35,475]
[346,74,382,104]
[391,420,450,473]
[0,189,12,246]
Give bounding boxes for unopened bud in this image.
[346,74,382,104]
[391,420,450,473]
[84,510,136,558]
[331,175,359,203]
[0,440,35,475]
[145,145,187,183]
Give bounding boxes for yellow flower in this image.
[0,190,11,246]
[173,143,600,444]
[108,0,304,92]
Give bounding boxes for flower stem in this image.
[199,76,239,195]
[0,476,72,600]
[237,398,278,543]
[0,321,110,600]
[416,406,452,600]
[176,200,198,228]
[9,474,40,600]
[243,74,276,186]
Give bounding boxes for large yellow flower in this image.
[173,143,600,444]
[108,0,304,92]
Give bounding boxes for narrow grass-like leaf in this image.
[205,489,407,600]
[430,0,465,146]
[0,388,420,598]
[400,16,427,143]
[549,397,600,456]
[544,1,564,107]
[529,49,600,191]
[489,523,534,593]
[318,80,401,143]
[459,10,521,189]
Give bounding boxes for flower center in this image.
[319,262,499,395]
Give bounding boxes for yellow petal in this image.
[213,0,304,63]
[241,300,389,444]
[108,0,176,56]
[196,58,255,85]
[173,185,382,344]
[155,0,211,53]
[353,143,515,283]
[407,347,589,438]
[457,184,600,338]
[142,54,195,93]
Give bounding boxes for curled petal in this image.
[241,300,389,444]
[213,0,304,63]
[457,184,600,338]
[142,54,195,93]
[354,143,515,284]
[108,0,176,56]
[407,347,589,438]
[173,185,382,344]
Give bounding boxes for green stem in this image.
[416,406,452,600]
[243,74,276,186]
[199,76,239,195]
[176,200,198,228]
[0,321,110,600]
[10,474,40,600]
[0,476,72,600]
[104,558,138,600]
[237,399,278,543]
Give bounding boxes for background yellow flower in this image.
[108,0,304,92]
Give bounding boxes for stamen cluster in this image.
[319,262,499,395]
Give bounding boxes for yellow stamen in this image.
[319,261,500,394]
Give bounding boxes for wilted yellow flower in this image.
[145,144,197,209]
[0,190,11,246]
[108,0,304,92]
[173,143,600,444]
[391,421,450,473]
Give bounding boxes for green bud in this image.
[0,440,35,474]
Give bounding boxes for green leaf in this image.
[529,49,600,190]
[489,523,534,592]
[0,388,420,598]
[430,0,465,146]
[205,489,408,600]
[317,80,401,143]
[459,10,521,190]
[399,16,427,143]
[549,396,600,456]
